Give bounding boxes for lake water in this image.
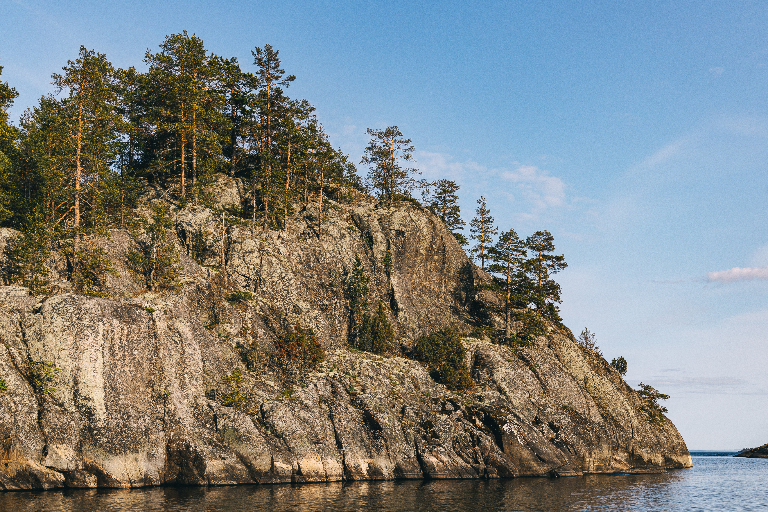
[3,454,766,511]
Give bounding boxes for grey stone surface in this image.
[0,178,691,489]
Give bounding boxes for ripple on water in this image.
[1,456,767,511]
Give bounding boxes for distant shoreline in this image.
[689,451,738,457]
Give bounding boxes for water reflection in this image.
[3,457,767,511]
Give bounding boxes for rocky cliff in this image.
[0,176,691,490]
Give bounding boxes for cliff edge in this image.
[0,177,691,489]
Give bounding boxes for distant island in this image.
[735,444,768,458]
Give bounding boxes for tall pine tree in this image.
[361,126,418,205]
[524,230,567,320]
[425,179,466,245]
[488,228,528,340]
[51,47,122,273]
[469,196,497,270]
[141,32,225,198]
[251,44,295,226]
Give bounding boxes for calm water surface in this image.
[3,455,766,511]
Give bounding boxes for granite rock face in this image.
[0,179,691,489]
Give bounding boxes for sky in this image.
[2,0,768,450]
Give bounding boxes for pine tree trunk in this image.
[73,90,83,273]
[180,110,186,198]
[192,108,197,191]
[318,167,324,240]
[230,89,237,176]
[284,138,291,226]
[506,257,511,340]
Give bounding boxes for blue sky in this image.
[3,0,768,450]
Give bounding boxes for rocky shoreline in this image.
[0,179,691,490]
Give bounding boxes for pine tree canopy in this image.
[469,196,497,269]
[361,126,419,204]
[425,179,466,245]
[524,230,567,316]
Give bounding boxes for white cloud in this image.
[638,139,686,169]
[500,165,566,210]
[414,152,572,222]
[707,266,768,282]
[415,151,486,181]
[709,66,725,76]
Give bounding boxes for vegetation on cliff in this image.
[0,35,678,467]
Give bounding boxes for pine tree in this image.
[488,228,528,340]
[127,203,180,291]
[469,196,497,269]
[0,64,20,224]
[51,47,122,275]
[425,179,466,245]
[524,230,567,319]
[218,57,252,177]
[17,96,71,231]
[142,32,225,198]
[355,301,395,354]
[361,126,419,205]
[251,44,295,226]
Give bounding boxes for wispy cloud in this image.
[638,139,686,169]
[416,151,486,181]
[709,66,724,76]
[706,267,768,283]
[643,375,767,395]
[500,164,566,211]
[415,151,572,221]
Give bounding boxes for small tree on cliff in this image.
[127,203,180,290]
[361,126,419,205]
[488,228,527,341]
[469,196,497,270]
[637,383,669,425]
[425,179,466,246]
[525,230,567,320]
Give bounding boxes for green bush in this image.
[68,244,118,297]
[2,217,50,292]
[275,323,325,371]
[355,301,395,354]
[637,382,669,425]
[29,360,59,395]
[611,356,628,376]
[188,228,209,264]
[382,250,393,277]
[0,378,7,393]
[411,328,474,391]
[226,290,253,303]
[127,203,180,291]
[218,368,250,410]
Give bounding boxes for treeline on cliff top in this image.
[0,32,568,325]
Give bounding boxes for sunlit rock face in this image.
[0,179,690,490]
